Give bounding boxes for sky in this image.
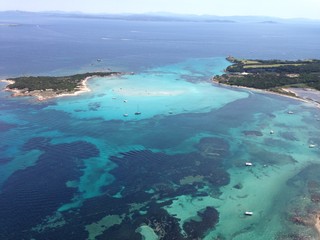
[1,0,320,20]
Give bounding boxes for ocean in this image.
[0,13,320,239]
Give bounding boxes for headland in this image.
[213,56,320,106]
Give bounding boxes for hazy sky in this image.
[1,0,320,19]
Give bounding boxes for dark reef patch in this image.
[33,138,229,239]
[280,132,298,141]
[0,157,13,165]
[4,136,229,239]
[22,137,99,159]
[0,120,17,131]
[195,137,229,159]
[276,233,315,240]
[263,138,295,150]
[107,148,229,199]
[88,102,101,111]
[22,136,52,151]
[242,130,263,136]
[183,207,219,239]
[0,139,99,240]
[292,165,320,204]
[94,208,183,240]
[233,183,243,189]
[245,144,297,166]
[282,164,320,239]
[96,145,228,239]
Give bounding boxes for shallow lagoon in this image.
[0,56,320,239]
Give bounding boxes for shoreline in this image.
[1,77,92,101]
[2,71,320,109]
[0,79,15,85]
[0,73,122,101]
[217,56,320,110]
[212,79,320,109]
[315,214,320,237]
[53,76,92,100]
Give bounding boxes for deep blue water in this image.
[1,14,320,77]
[0,14,320,240]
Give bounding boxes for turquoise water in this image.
[1,13,320,239]
[1,56,320,239]
[48,58,242,121]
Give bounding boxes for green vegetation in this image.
[7,72,121,92]
[215,57,320,91]
[243,63,303,69]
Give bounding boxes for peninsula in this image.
[2,71,123,101]
[213,56,320,103]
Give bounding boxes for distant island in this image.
[1,72,123,101]
[213,56,320,104]
[5,11,318,24]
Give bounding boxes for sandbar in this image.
[212,80,320,109]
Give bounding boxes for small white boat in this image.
[123,114,128,117]
[309,144,316,148]
[135,105,141,115]
[244,211,253,216]
[287,111,294,114]
[270,130,274,134]
[245,162,253,166]
[123,100,128,103]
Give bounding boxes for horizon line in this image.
[1,10,320,21]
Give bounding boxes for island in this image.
[213,56,320,104]
[1,71,123,101]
